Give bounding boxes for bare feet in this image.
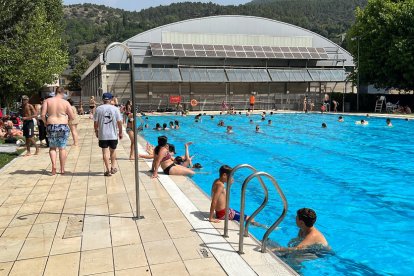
[34,149,39,155]
[129,156,134,160]
[51,168,56,175]
[60,168,65,175]
[24,153,31,157]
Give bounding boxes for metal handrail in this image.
[260,173,288,253]
[224,164,268,238]
[238,171,288,254]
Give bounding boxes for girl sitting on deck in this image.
[152,136,195,178]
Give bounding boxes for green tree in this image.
[347,0,414,90]
[0,0,68,108]
[67,57,90,91]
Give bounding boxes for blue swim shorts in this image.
[47,124,70,148]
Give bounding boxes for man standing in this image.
[94,93,123,176]
[21,95,39,156]
[41,87,74,175]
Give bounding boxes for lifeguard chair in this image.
[374,96,385,113]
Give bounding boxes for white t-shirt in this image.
[94,104,122,140]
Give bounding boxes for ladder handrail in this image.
[260,172,288,253]
[239,171,288,254]
[224,164,268,238]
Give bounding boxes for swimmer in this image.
[249,119,254,124]
[268,120,272,125]
[338,116,344,122]
[226,126,233,133]
[356,119,368,125]
[255,125,260,132]
[217,120,225,127]
[154,123,162,130]
[321,123,327,128]
[272,208,328,252]
[210,115,214,119]
[162,123,169,130]
[174,142,194,168]
[169,121,175,129]
[386,118,392,127]
[174,120,180,129]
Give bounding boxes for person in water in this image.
[273,208,328,252]
[386,118,392,127]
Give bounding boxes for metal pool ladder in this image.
[223,164,288,254]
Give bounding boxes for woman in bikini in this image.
[126,113,134,160]
[152,136,195,178]
[89,96,96,117]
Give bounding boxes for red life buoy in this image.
[190,99,198,107]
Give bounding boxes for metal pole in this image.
[357,38,360,112]
[104,42,141,219]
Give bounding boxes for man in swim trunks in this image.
[20,95,40,156]
[41,87,75,175]
[273,208,328,252]
[209,165,247,223]
[94,93,123,176]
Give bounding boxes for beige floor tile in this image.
[115,267,151,276]
[7,213,37,228]
[18,202,44,215]
[44,252,80,276]
[0,215,14,228]
[0,237,25,262]
[25,193,48,204]
[136,208,162,225]
[85,204,109,217]
[151,261,189,276]
[41,199,66,213]
[113,244,147,270]
[157,207,186,222]
[27,222,59,238]
[2,195,27,206]
[81,229,111,251]
[184,258,227,276]
[86,195,108,207]
[50,236,82,255]
[138,222,170,243]
[143,240,181,265]
[164,220,194,239]
[35,213,61,224]
[9,257,47,276]
[17,237,54,259]
[0,261,13,276]
[173,236,208,261]
[0,204,21,217]
[79,248,113,276]
[111,225,141,247]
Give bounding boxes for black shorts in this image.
[23,120,35,138]
[99,140,118,149]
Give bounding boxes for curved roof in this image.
[88,15,353,78]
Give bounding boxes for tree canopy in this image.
[347,0,414,90]
[0,0,68,106]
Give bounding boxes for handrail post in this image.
[103,42,141,220]
[261,176,288,252]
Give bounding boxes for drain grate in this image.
[199,247,211,258]
[63,215,83,239]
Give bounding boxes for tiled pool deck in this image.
[0,116,296,276]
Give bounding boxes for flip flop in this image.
[111,167,118,174]
[104,171,111,177]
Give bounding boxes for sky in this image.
[63,0,252,12]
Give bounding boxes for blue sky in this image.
[63,0,252,12]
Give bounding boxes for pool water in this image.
[141,113,414,276]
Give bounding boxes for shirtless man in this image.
[21,95,39,156]
[273,208,328,252]
[41,87,74,175]
[209,165,247,223]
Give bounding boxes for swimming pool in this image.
[141,113,414,276]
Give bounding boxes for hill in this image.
[63,0,367,64]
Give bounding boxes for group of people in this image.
[152,121,180,130]
[209,165,328,253]
[321,116,395,128]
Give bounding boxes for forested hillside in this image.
[64,0,367,63]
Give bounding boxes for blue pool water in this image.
[141,113,414,276]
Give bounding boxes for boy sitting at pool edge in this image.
[209,165,248,223]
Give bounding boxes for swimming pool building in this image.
[81,15,354,111]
